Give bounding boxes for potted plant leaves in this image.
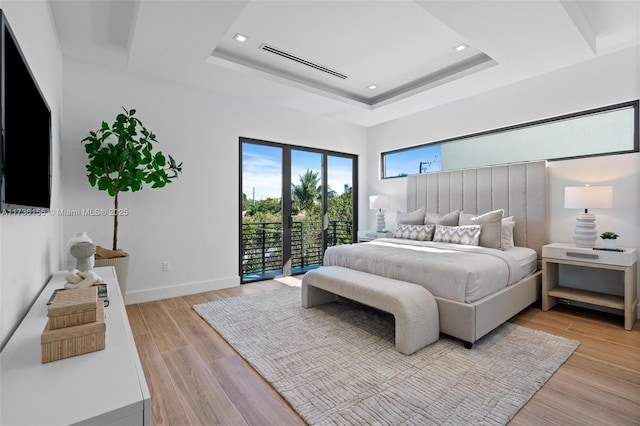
[599,231,619,249]
[81,107,182,295]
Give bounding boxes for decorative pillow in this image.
[433,224,481,246]
[393,224,435,241]
[424,209,460,226]
[459,209,504,249]
[396,207,426,225]
[501,216,515,250]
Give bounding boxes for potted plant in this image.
[599,231,619,249]
[81,107,182,294]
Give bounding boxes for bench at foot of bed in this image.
[301,266,439,355]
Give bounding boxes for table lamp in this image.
[564,185,612,248]
[370,195,389,232]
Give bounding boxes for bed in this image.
[323,160,548,347]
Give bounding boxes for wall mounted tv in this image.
[0,10,52,214]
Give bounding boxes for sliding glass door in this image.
[240,142,284,281]
[240,138,357,283]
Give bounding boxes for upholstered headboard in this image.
[406,161,548,257]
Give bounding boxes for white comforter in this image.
[323,238,522,303]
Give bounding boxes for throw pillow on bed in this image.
[424,209,460,226]
[433,224,481,246]
[502,216,516,250]
[459,209,504,249]
[396,207,426,225]
[393,224,435,241]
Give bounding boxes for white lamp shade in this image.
[564,185,612,210]
[369,195,389,210]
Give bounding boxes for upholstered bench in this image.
[301,266,439,355]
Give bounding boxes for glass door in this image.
[240,139,357,283]
[290,149,323,275]
[240,142,284,282]
[326,155,354,248]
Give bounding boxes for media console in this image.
[0,266,151,425]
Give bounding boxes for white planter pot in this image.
[95,255,130,299]
[601,239,617,249]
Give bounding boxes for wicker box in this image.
[41,302,105,363]
[47,286,98,329]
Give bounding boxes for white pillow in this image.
[433,224,481,246]
[502,216,515,250]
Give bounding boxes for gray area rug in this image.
[193,286,579,425]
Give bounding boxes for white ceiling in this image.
[49,0,640,127]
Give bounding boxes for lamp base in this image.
[376,209,386,233]
[573,212,597,248]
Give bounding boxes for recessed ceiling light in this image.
[233,33,248,42]
[454,43,469,52]
[368,85,377,90]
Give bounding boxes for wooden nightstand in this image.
[357,230,393,242]
[542,243,638,330]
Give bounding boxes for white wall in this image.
[61,59,367,304]
[367,45,640,315]
[0,1,64,349]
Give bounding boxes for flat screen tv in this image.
[0,10,52,214]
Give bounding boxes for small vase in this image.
[601,239,617,249]
[67,232,96,271]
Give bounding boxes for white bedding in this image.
[323,238,533,303]
[506,246,538,278]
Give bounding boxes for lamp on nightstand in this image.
[369,195,389,232]
[564,185,612,248]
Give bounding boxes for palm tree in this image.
[292,169,320,215]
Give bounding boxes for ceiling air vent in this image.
[260,44,348,79]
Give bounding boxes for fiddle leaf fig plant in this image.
[81,107,183,250]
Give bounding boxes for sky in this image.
[242,143,353,201]
[384,144,441,178]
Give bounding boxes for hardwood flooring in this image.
[126,278,640,426]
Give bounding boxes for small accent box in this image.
[41,302,105,363]
[47,286,98,329]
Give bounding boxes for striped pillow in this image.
[433,224,481,246]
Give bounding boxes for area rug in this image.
[193,286,579,425]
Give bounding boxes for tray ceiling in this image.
[50,0,640,126]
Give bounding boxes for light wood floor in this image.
[126,278,640,426]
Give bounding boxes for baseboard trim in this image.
[124,276,239,304]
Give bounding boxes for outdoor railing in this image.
[241,220,352,278]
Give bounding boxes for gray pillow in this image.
[424,209,460,226]
[459,209,504,249]
[396,207,425,225]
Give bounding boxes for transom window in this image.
[381,100,638,179]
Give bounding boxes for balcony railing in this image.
[242,220,352,279]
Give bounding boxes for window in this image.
[382,144,441,178]
[381,100,638,179]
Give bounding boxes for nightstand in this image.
[542,243,638,330]
[357,230,393,242]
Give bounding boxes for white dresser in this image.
[1,266,151,425]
